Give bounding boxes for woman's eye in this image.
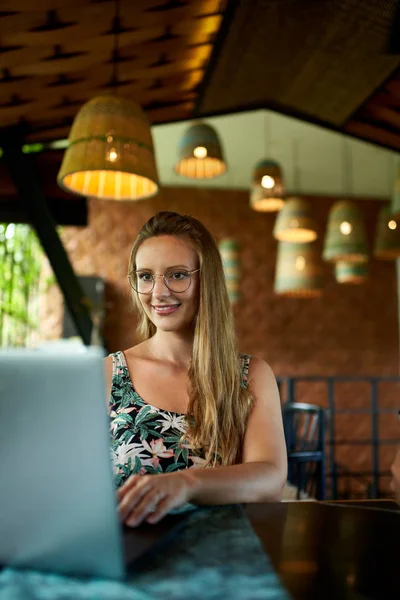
[138,273,153,281]
[170,271,188,280]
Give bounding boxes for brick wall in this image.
[39,186,400,496]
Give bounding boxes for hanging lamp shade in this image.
[374,206,400,260]
[273,197,318,243]
[250,159,285,212]
[174,122,226,179]
[274,241,323,298]
[323,200,368,263]
[335,261,368,284]
[391,165,400,217]
[57,96,159,201]
[219,239,240,304]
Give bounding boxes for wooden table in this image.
[244,500,399,600]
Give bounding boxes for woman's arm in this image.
[182,357,287,504]
[118,358,288,526]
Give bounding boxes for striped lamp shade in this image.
[219,239,240,304]
[274,241,323,298]
[374,205,400,260]
[57,96,159,201]
[174,123,226,179]
[335,261,368,284]
[323,201,368,263]
[273,197,318,243]
[250,159,285,212]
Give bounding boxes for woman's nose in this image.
[152,274,171,296]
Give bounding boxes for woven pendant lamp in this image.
[250,159,285,212]
[219,239,240,304]
[335,261,368,284]
[57,95,159,201]
[374,205,400,260]
[274,241,323,298]
[323,201,368,263]
[273,197,318,243]
[174,122,226,179]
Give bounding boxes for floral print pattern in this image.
[108,351,251,488]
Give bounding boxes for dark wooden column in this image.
[1,130,93,345]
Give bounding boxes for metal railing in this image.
[277,375,400,500]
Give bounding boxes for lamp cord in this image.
[264,111,270,158]
[292,139,300,192]
[111,0,120,89]
[343,137,353,196]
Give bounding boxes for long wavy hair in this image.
[128,211,253,466]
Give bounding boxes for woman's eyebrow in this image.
[135,264,192,271]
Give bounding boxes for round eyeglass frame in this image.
[127,268,200,294]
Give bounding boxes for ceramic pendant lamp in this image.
[174,122,226,179]
[274,241,323,298]
[219,239,240,304]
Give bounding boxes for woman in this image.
[104,211,287,527]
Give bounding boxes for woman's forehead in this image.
[136,235,198,268]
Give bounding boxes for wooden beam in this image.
[0,129,93,345]
[344,120,400,151]
[364,104,400,132]
[0,196,87,226]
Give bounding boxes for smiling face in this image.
[134,235,200,334]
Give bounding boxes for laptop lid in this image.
[0,348,124,579]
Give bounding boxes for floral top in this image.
[108,350,251,488]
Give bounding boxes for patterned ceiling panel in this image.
[196,0,400,151]
[0,0,226,141]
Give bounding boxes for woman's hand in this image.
[117,471,196,527]
[390,449,400,504]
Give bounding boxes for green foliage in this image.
[0,223,43,347]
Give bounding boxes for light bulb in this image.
[261,175,275,189]
[388,220,397,230]
[340,221,352,235]
[107,148,118,163]
[295,255,305,271]
[193,146,207,159]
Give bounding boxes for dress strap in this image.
[239,354,251,389]
[110,351,128,378]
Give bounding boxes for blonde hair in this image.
[128,211,253,466]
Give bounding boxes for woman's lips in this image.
[151,304,181,315]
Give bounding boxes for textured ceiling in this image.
[0,0,225,142]
[196,0,400,151]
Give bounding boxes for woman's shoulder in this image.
[240,354,276,385]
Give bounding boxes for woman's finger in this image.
[126,490,165,527]
[146,496,174,525]
[117,474,140,501]
[118,479,153,522]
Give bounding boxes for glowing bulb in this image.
[107,148,118,163]
[340,221,352,235]
[295,255,305,271]
[193,146,207,159]
[388,220,397,230]
[261,175,275,189]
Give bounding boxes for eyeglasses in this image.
[128,268,200,294]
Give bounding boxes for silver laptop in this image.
[0,348,125,579]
